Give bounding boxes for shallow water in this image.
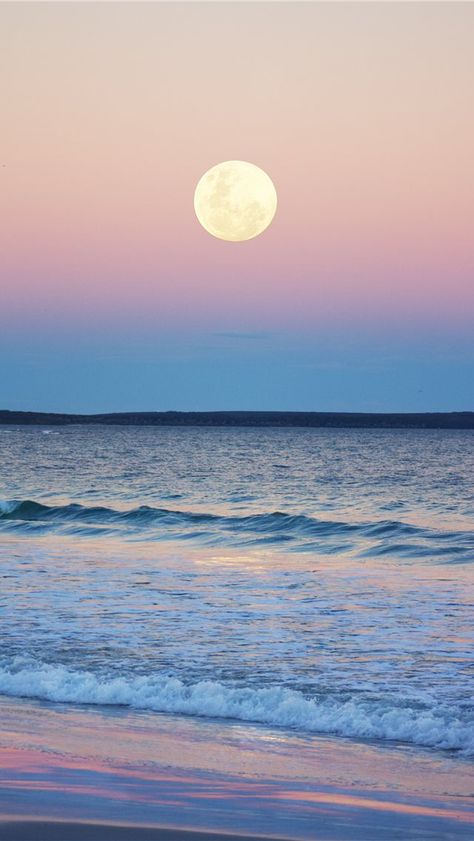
[0,426,473,756]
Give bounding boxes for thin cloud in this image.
[211,331,273,340]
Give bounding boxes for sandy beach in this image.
[1,696,473,841]
[0,823,290,841]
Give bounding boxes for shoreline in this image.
[1,697,473,841]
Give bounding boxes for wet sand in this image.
[0,823,289,841]
[1,697,473,840]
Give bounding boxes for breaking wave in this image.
[0,658,472,755]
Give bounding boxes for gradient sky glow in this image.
[1,1,473,412]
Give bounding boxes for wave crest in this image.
[0,659,472,755]
[1,498,473,560]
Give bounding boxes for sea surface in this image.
[0,426,473,759]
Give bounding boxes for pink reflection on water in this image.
[1,738,473,836]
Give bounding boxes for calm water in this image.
[0,426,473,756]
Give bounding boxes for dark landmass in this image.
[0,410,473,429]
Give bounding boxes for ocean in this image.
[0,425,473,760]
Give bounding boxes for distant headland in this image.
[1,410,473,429]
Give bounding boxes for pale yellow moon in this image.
[194,161,277,242]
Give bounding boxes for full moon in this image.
[194,161,277,242]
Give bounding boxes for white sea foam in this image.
[0,659,472,755]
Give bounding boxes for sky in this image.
[1,1,473,413]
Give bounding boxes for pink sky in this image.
[1,2,473,333]
[0,2,473,412]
